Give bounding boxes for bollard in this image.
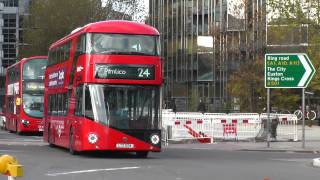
[0,155,23,180]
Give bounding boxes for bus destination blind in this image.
[95,64,155,80]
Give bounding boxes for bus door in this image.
[14,81,21,131]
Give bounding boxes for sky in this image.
[102,0,149,22]
[135,0,149,22]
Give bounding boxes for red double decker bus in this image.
[4,56,48,133]
[43,20,162,157]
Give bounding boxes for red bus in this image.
[43,20,162,157]
[4,56,48,133]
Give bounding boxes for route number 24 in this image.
[138,68,151,78]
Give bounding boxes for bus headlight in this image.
[88,133,98,144]
[21,120,30,127]
[150,134,160,145]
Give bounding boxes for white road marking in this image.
[313,158,320,167]
[271,158,311,162]
[0,149,23,153]
[46,166,141,176]
[0,138,42,142]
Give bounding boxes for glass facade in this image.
[1,0,19,7]
[149,0,266,112]
[0,0,31,111]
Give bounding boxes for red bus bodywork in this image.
[4,56,48,133]
[43,21,162,156]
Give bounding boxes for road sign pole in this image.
[302,88,305,149]
[265,53,315,148]
[267,88,270,148]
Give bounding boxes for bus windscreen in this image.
[89,33,160,56]
[22,59,47,118]
[83,84,160,130]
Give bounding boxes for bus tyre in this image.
[16,120,21,135]
[69,128,78,155]
[48,126,54,147]
[136,151,149,158]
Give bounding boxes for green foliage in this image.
[228,0,320,112]
[267,0,320,101]
[228,57,300,112]
[307,27,320,93]
[270,89,300,112]
[228,57,266,112]
[188,86,199,112]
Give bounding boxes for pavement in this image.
[167,125,320,167]
[167,125,320,153]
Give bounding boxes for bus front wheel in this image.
[48,126,54,147]
[69,128,78,155]
[16,120,21,135]
[136,151,149,158]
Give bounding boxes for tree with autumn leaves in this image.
[228,0,320,112]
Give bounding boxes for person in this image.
[197,99,206,113]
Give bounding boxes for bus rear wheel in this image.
[69,128,78,155]
[16,120,21,135]
[136,151,149,158]
[48,126,54,147]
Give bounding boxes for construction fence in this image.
[162,110,298,144]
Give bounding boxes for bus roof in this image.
[50,20,160,49]
[6,56,48,70]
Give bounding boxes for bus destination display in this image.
[95,64,155,80]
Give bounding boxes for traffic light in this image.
[0,155,23,177]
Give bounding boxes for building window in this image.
[3,14,17,27]
[1,0,19,7]
[2,44,16,58]
[3,29,16,43]
[2,13,18,67]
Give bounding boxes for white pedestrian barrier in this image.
[277,114,298,141]
[162,111,299,144]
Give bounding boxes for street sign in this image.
[265,53,315,88]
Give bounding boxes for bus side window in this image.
[50,94,54,116]
[57,94,62,116]
[52,94,57,116]
[76,35,86,55]
[65,42,71,60]
[63,93,67,116]
[70,35,85,86]
[75,86,83,116]
[52,49,57,65]
[47,95,51,116]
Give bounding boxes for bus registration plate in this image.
[116,143,134,149]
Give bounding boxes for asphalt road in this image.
[0,130,319,180]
